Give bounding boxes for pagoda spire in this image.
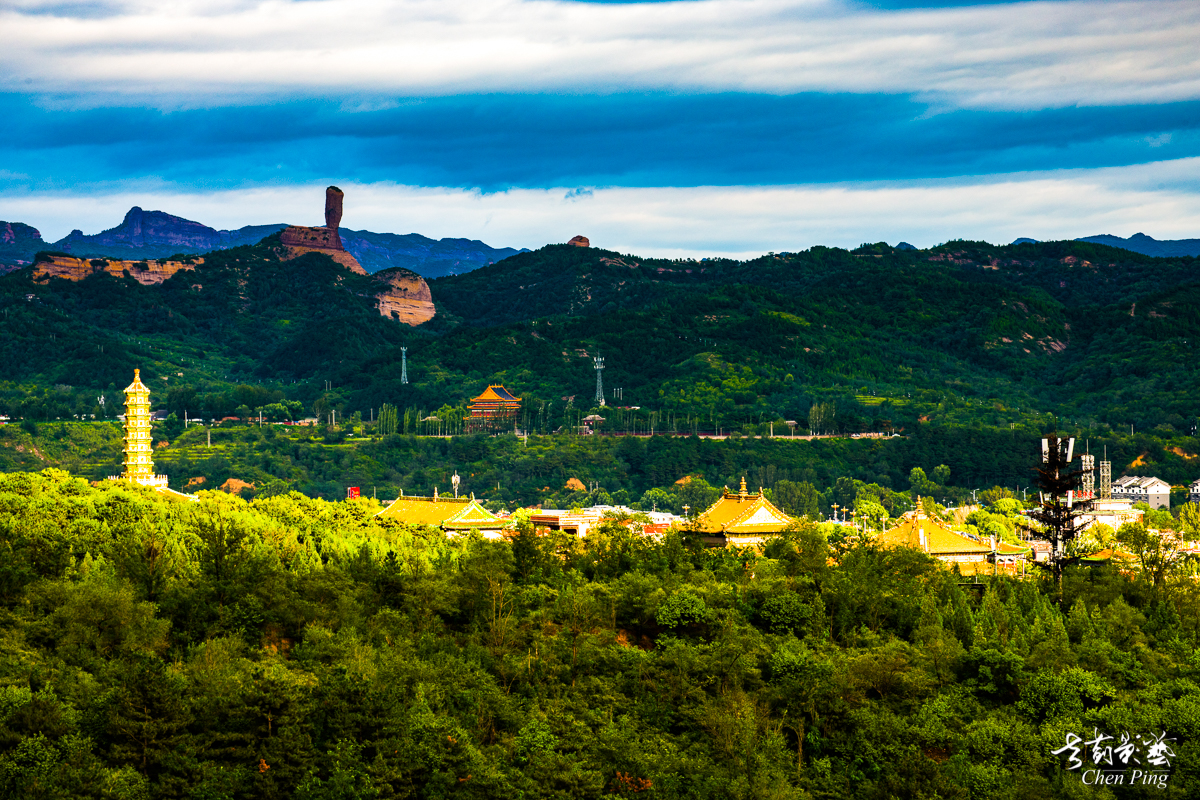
[118,368,167,488]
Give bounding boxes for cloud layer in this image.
[6,159,1199,257]
[2,0,1197,250]
[3,92,1198,192]
[3,0,1200,110]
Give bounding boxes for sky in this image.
[1,0,1198,258]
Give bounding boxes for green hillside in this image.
[1,237,1197,442]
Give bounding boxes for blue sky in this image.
[1,0,1199,256]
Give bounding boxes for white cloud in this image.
[1,0,1198,110]
[5,158,1199,257]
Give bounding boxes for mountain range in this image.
[1074,232,1200,258]
[0,207,526,278]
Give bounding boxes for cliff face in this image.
[279,225,367,275]
[32,254,200,286]
[374,267,436,325]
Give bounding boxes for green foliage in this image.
[0,458,1198,797]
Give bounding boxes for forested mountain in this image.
[2,237,1197,441]
[0,210,524,277]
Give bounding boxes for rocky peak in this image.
[279,185,365,274]
[568,235,590,247]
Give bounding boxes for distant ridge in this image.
[0,207,527,278]
[1075,232,1200,258]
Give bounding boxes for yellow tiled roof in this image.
[377,496,501,528]
[471,385,521,403]
[878,513,992,555]
[695,480,794,534]
[1079,548,1137,562]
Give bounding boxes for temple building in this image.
[691,478,796,547]
[376,491,504,538]
[877,508,1007,575]
[467,385,522,431]
[116,369,169,489]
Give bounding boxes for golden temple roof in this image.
[470,385,521,404]
[376,494,502,529]
[694,477,795,534]
[878,512,992,555]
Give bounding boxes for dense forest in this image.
[1,470,1198,798]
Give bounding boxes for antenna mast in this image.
[594,354,606,407]
[400,347,408,384]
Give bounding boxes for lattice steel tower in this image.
[1099,448,1112,500]
[594,355,605,407]
[1080,454,1095,498]
[401,347,408,384]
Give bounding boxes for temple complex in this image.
[467,385,522,431]
[376,491,504,537]
[113,369,169,488]
[691,478,795,547]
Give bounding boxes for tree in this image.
[1117,521,1185,590]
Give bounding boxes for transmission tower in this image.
[1099,452,1112,500]
[1080,454,1095,498]
[401,347,408,384]
[594,355,605,407]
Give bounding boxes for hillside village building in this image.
[467,385,522,431]
[1189,478,1200,505]
[1081,498,1143,532]
[376,491,504,537]
[691,478,795,547]
[1112,475,1170,509]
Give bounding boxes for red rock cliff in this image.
[32,254,200,285]
[374,267,436,325]
[279,185,366,274]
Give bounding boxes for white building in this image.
[1190,478,1200,505]
[1112,475,1170,509]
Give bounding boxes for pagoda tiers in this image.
[115,369,168,489]
[692,478,796,547]
[467,385,522,430]
[376,491,504,538]
[877,507,1003,575]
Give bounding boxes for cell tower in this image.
[594,355,605,407]
[1099,449,1112,500]
[400,347,408,384]
[1080,454,1095,498]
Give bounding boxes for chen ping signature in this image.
[1052,729,1176,789]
